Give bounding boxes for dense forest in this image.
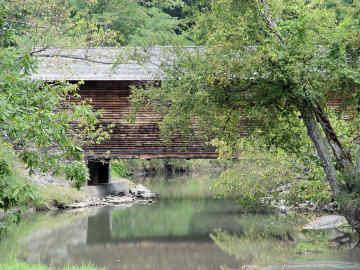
[1,0,360,239]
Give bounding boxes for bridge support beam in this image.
[87,159,111,185]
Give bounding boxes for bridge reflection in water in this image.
[18,200,360,270]
[20,200,243,270]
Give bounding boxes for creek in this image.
[1,175,360,270]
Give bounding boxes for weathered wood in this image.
[77,81,218,159]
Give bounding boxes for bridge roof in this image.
[31,47,200,81]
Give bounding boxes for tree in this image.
[5,0,120,48]
[68,0,186,46]
[0,0,190,226]
[0,0,109,231]
[130,0,360,233]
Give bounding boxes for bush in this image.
[213,149,333,212]
[111,160,131,178]
[0,142,36,236]
[282,180,332,207]
[213,152,294,213]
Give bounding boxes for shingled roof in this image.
[31,47,174,81]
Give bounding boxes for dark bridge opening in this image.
[88,159,111,185]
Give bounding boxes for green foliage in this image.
[4,0,192,49]
[0,1,110,233]
[0,47,102,185]
[213,152,293,213]
[0,159,11,178]
[0,36,106,186]
[212,132,333,210]
[111,160,131,178]
[0,259,105,270]
[69,0,187,46]
[5,0,119,48]
[34,185,86,210]
[115,158,191,176]
[131,0,360,156]
[295,241,326,254]
[0,142,36,235]
[284,180,332,206]
[130,0,360,230]
[116,158,233,179]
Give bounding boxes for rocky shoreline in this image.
[0,180,159,221]
[16,168,160,212]
[65,183,160,210]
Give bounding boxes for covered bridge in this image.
[32,48,218,184]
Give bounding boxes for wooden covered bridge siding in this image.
[77,80,217,184]
[80,80,217,159]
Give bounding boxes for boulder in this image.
[105,196,134,204]
[67,201,91,209]
[303,215,348,230]
[130,184,159,199]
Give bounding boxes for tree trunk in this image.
[341,200,360,234]
[298,103,340,196]
[313,104,353,170]
[355,144,360,176]
[299,103,360,234]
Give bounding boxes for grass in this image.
[34,185,86,209]
[0,259,105,270]
[0,178,88,211]
[0,145,87,211]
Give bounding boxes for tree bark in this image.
[341,200,360,234]
[298,103,340,197]
[313,104,353,170]
[356,144,360,176]
[299,103,360,233]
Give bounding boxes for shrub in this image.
[111,160,131,178]
[283,180,332,207]
[213,153,294,213]
[0,142,35,236]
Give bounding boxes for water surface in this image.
[1,176,360,270]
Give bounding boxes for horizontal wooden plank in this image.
[74,81,217,158]
[86,153,219,159]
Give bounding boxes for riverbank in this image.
[0,259,105,270]
[0,176,158,222]
[0,155,342,223]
